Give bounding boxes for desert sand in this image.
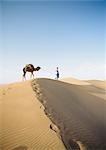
[60,77,91,85]
[86,80,106,90]
[61,78,105,100]
[1,77,106,150]
[0,81,65,150]
[32,78,106,150]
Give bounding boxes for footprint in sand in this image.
[2,87,12,96]
[50,123,60,133]
[72,139,87,150]
[12,146,28,150]
[2,90,6,95]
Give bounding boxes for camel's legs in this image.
[22,75,26,81]
[23,68,26,81]
[30,72,34,79]
[23,74,26,81]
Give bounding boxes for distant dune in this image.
[0,81,65,150]
[32,78,106,150]
[61,78,105,100]
[0,84,7,87]
[86,80,106,90]
[60,77,91,85]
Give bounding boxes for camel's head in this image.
[35,66,41,71]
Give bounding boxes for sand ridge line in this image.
[31,79,63,139]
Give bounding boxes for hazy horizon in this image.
[0,0,105,84]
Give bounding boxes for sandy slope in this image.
[33,78,106,150]
[0,81,65,150]
[61,78,106,100]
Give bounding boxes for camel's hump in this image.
[25,64,34,69]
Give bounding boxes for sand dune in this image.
[61,78,106,100]
[60,77,91,85]
[86,80,106,90]
[0,81,65,150]
[1,77,106,150]
[32,78,106,150]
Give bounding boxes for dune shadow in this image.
[32,78,106,149]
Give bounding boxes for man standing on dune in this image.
[56,67,59,80]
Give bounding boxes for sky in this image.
[0,0,105,83]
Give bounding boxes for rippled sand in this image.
[0,81,65,150]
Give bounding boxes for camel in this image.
[23,64,41,80]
